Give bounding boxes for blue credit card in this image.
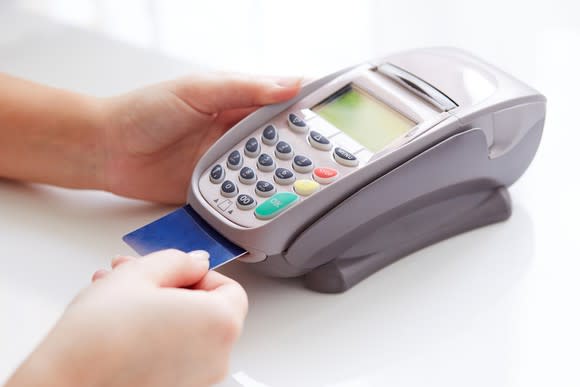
[123,205,246,269]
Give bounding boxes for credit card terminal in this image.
[127,47,546,293]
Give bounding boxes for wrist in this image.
[86,96,110,192]
[91,94,127,197]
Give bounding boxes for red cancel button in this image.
[313,167,338,185]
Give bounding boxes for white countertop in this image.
[1,2,579,386]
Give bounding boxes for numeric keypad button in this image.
[333,147,359,167]
[261,124,278,145]
[226,150,243,170]
[220,180,238,197]
[257,153,276,172]
[244,137,260,158]
[239,166,257,185]
[236,194,256,210]
[275,141,294,160]
[308,130,332,151]
[274,168,295,185]
[288,113,308,133]
[209,164,225,184]
[292,155,314,173]
[255,180,276,197]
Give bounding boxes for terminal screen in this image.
[313,84,416,152]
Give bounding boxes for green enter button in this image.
[254,192,299,220]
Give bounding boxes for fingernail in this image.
[275,77,303,88]
[91,269,109,282]
[188,250,210,260]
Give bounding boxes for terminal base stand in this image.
[303,186,511,293]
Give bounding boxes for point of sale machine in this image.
[125,47,546,293]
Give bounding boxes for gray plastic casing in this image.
[187,47,546,292]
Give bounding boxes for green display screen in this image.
[313,85,416,152]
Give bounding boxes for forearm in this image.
[5,344,79,387]
[0,73,105,189]
[4,320,109,387]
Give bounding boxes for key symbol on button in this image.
[294,179,320,196]
[236,194,256,210]
[274,167,295,185]
[261,124,278,145]
[244,137,260,158]
[308,130,331,151]
[288,113,308,133]
[227,150,243,170]
[333,147,359,167]
[255,180,276,197]
[220,180,238,197]
[313,167,338,184]
[209,164,225,184]
[254,192,299,220]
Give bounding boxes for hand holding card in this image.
[6,249,248,387]
[123,205,247,269]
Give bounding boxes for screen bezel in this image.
[302,68,447,157]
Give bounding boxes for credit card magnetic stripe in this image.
[123,205,246,269]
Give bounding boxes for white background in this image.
[1,1,579,386]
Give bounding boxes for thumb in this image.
[122,249,210,288]
[173,73,302,113]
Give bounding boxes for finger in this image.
[174,73,302,113]
[91,269,109,282]
[121,249,210,288]
[216,106,259,128]
[111,255,136,269]
[195,271,248,320]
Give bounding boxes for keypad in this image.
[261,124,278,145]
[274,168,295,185]
[209,164,225,184]
[227,150,243,170]
[275,141,294,160]
[205,107,370,224]
[292,155,314,173]
[239,166,257,185]
[288,113,308,133]
[257,153,276,172]
[244,137,260,158]
[255,180,276,197]
[308,130,332,151]
[333,147,359,167]
[236,194,256,210]
[220,180,238,197]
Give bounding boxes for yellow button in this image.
[293,179,320,196]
